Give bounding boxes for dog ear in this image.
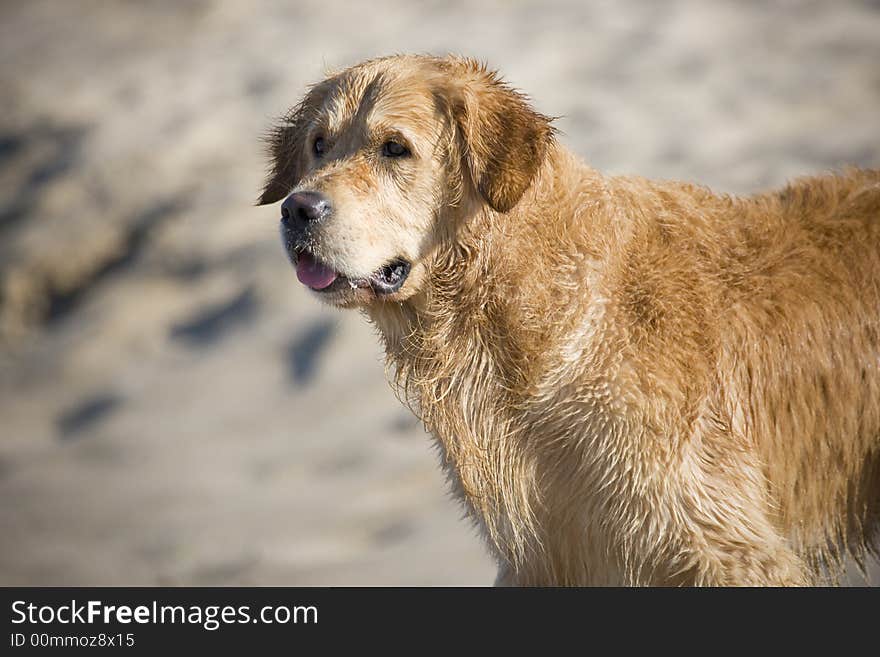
[257,112,305,206]
[256,85,327,206]
[442,60,555,213]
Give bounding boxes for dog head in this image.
[259,55,554,308]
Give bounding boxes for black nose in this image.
[281,191,332,229]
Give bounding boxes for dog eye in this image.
[313,137,325,157]
[381,141,409,158]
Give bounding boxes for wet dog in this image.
[259,54,880,585]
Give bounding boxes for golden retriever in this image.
[259,54,880,586]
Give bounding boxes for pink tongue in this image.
[296,252,338,289]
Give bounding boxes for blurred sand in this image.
[0,0,878,585]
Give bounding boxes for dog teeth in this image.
[349,279,358,289]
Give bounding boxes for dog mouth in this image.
[293,250,411,296]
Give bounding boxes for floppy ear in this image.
[257,111,305,206]
[257,85,327,206]
[444,61,555,213]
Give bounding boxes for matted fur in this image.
[260,54,880,586]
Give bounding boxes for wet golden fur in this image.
[260,54,880,585]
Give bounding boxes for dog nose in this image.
[281,192,332,229]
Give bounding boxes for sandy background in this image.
[1,0,878,585]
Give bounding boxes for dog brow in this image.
[325,73,389,131]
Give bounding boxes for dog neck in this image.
[368,144,610,344]
[365,145,615,571]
